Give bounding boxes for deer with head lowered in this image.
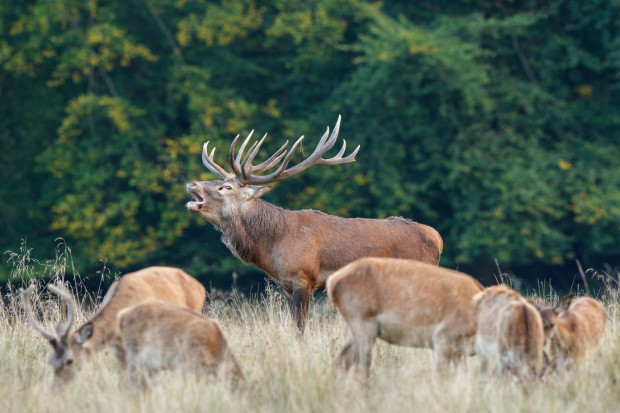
[186,116,443,333]
[20,267,206,386]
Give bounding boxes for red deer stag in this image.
[327,258,482,379]
[536,295,607,371]
[20,267,206,386]
[186,116,443,333]
[473,285,545,384]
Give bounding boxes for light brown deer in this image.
[473,285,545,383]
[186,116,443,333]
[20,266,206,386]
[326,258,482,379]
[117,300,245,389]
[536,295,607,371]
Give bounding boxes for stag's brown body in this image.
[327,258,482,378]
[473,285,545,383]
[187,117,443,332]
[537,296,607,371]
[20,266,206,385]
[118,300,245,389]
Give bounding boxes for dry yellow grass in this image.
[1,247,619,413]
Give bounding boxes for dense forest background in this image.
[1,0,619,293]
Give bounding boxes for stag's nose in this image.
[186,182,197,191]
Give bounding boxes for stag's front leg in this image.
[287,285,311,334]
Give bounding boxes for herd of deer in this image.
[21,117,607,390]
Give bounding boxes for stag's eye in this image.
[218,185,233,191]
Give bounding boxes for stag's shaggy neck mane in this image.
[219,197,288,264]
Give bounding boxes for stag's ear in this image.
[247,185,274,199]
[75,322,93,345]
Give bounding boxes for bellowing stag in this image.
[186,116,443,333]
[20,267,206,386]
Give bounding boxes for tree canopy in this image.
[2,0,619,290]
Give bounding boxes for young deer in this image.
[473,285,545,383]
[187,116,443,333]
[118,300,245,389]
[327,258,483,379]
[536,295,607,371]
[20,266,206,386]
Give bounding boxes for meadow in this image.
[0,248,619,413]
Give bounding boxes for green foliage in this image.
[1,0,619,286]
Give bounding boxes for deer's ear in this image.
[554,294,574,314]
[75,323,93,345]
[247,185,273,198]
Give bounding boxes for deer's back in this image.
[327,258,481,346]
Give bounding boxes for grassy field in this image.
[0,252,619,412]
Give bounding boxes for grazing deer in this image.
[326,258,482,379]
[536,295,607,371]
[20,266,206,386]
[186,116,443,333]
[473,285,545,383]
[118,300,245,389]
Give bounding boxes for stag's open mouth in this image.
[191,192,204,203]
[186,192,205,211]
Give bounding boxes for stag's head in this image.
[186,116,359,226]
[20,283,94,386]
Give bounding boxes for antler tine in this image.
[318,139,361,165]
[47,282,77,340]
[240,133,266,170]
[240,133,283,179]
[241,135,305,184]
[202,142,233,179]
[19,284,57,342]
[248,139,289,174]
[234,130,255,170]
[228,135,243,176]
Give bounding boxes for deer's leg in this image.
[127,363,149,392]
[112,346,129,386]
[350,319,377,380]
[333,330,357,374]
[289,285,311,333]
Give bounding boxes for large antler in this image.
[47,282,77,341]
[20,284,57,342]
[201,115,360,185]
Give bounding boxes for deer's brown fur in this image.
[21,266,206,386]
[473,285,545,383]
[118,300,245,389]
[187,118,443,333]
[326,258,482,378]
[537,295,607,371]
